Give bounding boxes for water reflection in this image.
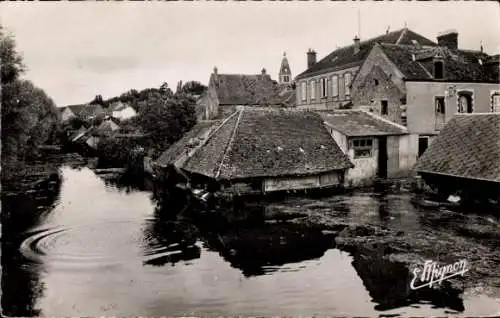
[141,220,200,267]
[2,166,499,317]
[2,172,62,317]
[350,250,465,312]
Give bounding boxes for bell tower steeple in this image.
[279,52,292,85]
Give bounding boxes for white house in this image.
[110,101,137,120]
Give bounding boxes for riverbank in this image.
[2,152,88,196]
[269,192,500,300]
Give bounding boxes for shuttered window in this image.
[332,75,339,97]
[344,73,352,96]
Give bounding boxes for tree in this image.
[0,25,24,85]
[1,24,60,177]
[133,95,196,158]
[89,94,104,105]
[178,81,207,96]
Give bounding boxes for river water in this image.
[2,166,499,317]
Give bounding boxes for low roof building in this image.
[156,108,353,184]
[415,113,500,183]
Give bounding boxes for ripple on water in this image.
[19,219,152,270]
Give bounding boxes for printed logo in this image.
[410,259,469,290]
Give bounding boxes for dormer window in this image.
[434,60,444,79]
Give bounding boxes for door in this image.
[418,137,429,157]
[377,137,388,178]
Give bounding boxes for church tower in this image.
[279,52,292,85]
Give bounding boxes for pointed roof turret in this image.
[279,52,291,76]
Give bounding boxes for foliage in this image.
[125,93,197,158]
[0,25,24,85]
[178,80,207,96]
[1,25,60,179]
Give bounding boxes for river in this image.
[2,166,499,317]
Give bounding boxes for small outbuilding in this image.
[320,109,418,187]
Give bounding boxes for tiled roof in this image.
[278,89,296,107]
[319,110,408,136]
[62,104,87,115]
[78,104,105,118]
[155,120,223,167]
[380,43,497,82]
[212,73,289,106]
[414,113,500,182]
[182,108,353,180]
[295,28,437,80]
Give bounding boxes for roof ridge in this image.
[455,112,500,116]
[215,108,244,179]
[324,28,408,56]
[362,110,409,131]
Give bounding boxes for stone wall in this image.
[351,44,408,126]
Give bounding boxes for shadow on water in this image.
[1,172,63,317]
[151,185,472,314]
[350,250,465,313]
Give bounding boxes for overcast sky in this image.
[1,2,499,106]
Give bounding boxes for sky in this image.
[1,2,499,107]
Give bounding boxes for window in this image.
[434,61,444,79]
[344,73,352,96]
[381,100,388,115]
[374,79,379,86]
[435,97,445,114]
[283,75,289,83]
[320,78,328,98]
[352,138,373,158]
[491,93,500,112]
[310,80,316,100]
[458,92,473,113]
[301,82,307,101]
[332,75,339,97]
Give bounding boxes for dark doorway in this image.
[418,137,429,157]
[377,137,388,178]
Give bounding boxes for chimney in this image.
[437,30,458,50]
[261,68,267,75]
[353,36,361,54]
[213,66,218,75]
[307,49,317,69]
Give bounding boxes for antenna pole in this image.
[357,10,361,38]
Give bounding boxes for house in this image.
[319,110,417,187]
[351,29,500,156]
[294,27,437,110]
[96,117,120,135]
[60,104,86,122]
[155,108,354,196]
[198,66,293,120]
[109,101,137,120]
[78,104,105,121]
[414,113,500,201]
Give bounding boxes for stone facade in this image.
[351,45,408,125]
